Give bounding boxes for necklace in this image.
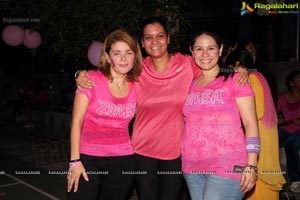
[110,76,127,89]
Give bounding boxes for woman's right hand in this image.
[240,167,257,193]
[67,163,89,192]
[76,70,95,90]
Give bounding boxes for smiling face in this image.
[190,33,223,71]
[105,41,135,77]
[141,22,170,59]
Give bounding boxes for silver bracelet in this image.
[74,70,82,79]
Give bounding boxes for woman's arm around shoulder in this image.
[75,70,96,90]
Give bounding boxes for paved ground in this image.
[0,119,141,200]
[0,122,68,200]
[0,118,299,200]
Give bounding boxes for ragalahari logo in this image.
[240,1,298,16]
[240,2,255,16]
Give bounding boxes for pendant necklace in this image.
[110,76,126,89]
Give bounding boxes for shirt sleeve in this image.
[75,70,96,99]
[232,72,254,98]
[192,62,201,79]
[186,55,201,79]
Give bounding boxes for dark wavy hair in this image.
[140,16,169,39]
[225,48,255,69]
[190,30,235,81]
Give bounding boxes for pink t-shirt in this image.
[76,70,136,157]
[131,53,201,160]
[182,73,254,179]
[277,93,300,133]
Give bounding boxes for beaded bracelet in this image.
[244,164,258,173]
[69,161,82,168]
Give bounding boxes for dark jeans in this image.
[134,153,183,200]
[278,128,300,182]
[68,154,134,200]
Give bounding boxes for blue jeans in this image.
[183,173,244,200]
[278,128,300,182]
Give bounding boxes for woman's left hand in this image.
[235,64,249,85]
[240,167,257,193]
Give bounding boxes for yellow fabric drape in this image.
[244,73,286,200]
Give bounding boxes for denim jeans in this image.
[278,128,300,182]
[183,173,244,200]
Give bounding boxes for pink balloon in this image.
[23,29,42,49]
[87,41,103,67]
[2,25,25,46]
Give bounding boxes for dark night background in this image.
[0,0,299,75]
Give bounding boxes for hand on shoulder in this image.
[75,70,95,90]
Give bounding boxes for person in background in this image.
[182,31,259,200]
[237,39,257,64]
[237,39,279,105]
[277,70,300,193]
[221,39,237,65]
[67,29,142,200]
[225,49,286,200]
[20,78,49,128]
[75,16,248,200]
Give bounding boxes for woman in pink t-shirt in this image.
[277,70,300,193]
[67,29,142,200]
[182,31,259,200]
[226,49,286,200]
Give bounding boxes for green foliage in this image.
[1,0,190,68]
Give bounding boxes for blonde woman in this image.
[67,29,142,200]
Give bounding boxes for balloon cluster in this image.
[2,25,103,66]
[2,25,41,49]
